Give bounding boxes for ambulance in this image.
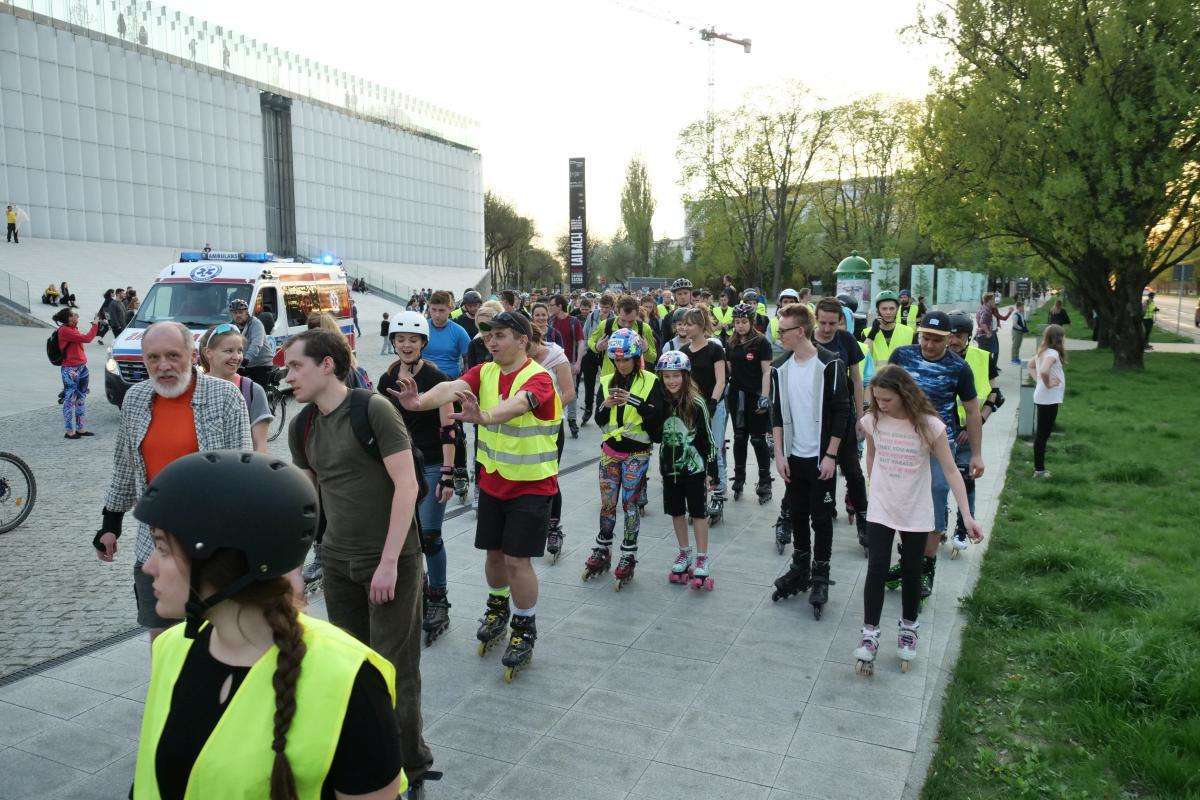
[104,250,355,406]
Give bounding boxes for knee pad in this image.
[420,528,444,556]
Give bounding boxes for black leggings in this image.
[864,523,924,625]
[786,456,835,563]
[1034,402,1059,471]
[551,424,565,521]
[729,389,770,481]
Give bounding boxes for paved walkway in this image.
[0,325,1024,800]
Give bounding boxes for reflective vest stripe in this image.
[483,422,562,438]
[476,440,559,465]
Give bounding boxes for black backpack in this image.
[297,388,427,503]
[47,328,66,366]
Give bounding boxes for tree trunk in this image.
[1108,279,1147,371]
[772,233,785,300]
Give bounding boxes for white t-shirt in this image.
[861,413,946,532]
[536,342,569,396]
[786,354,821,458]
[1032,349,1065,405]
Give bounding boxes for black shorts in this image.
[662,473,708,519]
[475,490,553,557]
[133,562,173,629]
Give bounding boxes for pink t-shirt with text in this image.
[861,412,946,533]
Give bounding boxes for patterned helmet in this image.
[741,288,758,303]
[606,327,643,360]
[670,277,693,291]
[732,302,756,319]
[655,350,692,372]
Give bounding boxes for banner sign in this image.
[910,264,935,303]
[568,158,587,288]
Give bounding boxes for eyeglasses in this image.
[777,325,802,335]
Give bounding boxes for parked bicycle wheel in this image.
[0,452,36,534]
[267,386,288,442]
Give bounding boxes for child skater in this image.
[656,350,719,590]
[583,329,664,588]
[855,365,984,674]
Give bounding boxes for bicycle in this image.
[265,367,289,442]
[0,452,36,534]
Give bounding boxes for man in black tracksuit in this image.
[769,303,851,618]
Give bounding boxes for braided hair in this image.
[191,548,306,800]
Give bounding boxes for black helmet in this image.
[462,290,482,305]
[732,302,755,319]
[133,450,318,636]
[671,277,693,291]
[948,310,974,336]
[836,293,859,313]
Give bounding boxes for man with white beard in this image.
[95,322,251,641]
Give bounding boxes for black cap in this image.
[918,310,952,335]
[479,310,532,338]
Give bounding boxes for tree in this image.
[619,157,656,274]
[484,191,535,289]
[911,0,1200,369]
[517,248,564,289]
[651,238,685,278]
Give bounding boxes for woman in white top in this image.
[199,324,274,453]
[530,320,577,557]
[1031,324,1067,478]
[856,365,982,675]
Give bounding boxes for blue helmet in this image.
[607,328,643,360]
[655,350,692,372]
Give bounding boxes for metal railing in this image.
[3,0,478,149]
[0,268,32,312]
[344,265,413,307]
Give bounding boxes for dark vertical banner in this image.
[568,158,587,288]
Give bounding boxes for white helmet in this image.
[388,310,429,341]
[778,288,800,303]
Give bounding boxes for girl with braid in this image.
[131,451,408,800]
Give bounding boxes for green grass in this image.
[922,351,1200,800]
[1030,297,1192,344]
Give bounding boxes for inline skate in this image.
[731,476,745,501]
[422,585,451,647]
[668,547,693,584]
[501,614,537,683]
[690,553,714,591]
[707,491,725,526]
[774,503,792,555]
[756,471,772,505]
[301,542,323,596]
[808,560,834,620]
[613,552,637,591]
[453,466,470,505]
[581,545,612,582]
[854,626,881,676]
[545,522,564,565]
[772,552,810,602]
[897,619,920,672]
[921,556,936,599]
[476,594,510,656]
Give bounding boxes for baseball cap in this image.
[478,311,532,338]
[917,310,951,336]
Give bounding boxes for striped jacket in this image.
[104,370,252,563]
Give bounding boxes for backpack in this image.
[296,389,428,503]
[234,375,254,409]
[47,328,66,366]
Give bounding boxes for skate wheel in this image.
[613,580,622,592]
[900,660,911,673]
[477,641,488,657]
[855,660,873,676]
[503,667,515,684]
[812,606,823,620]
[548,552,559,565]
[771,590,782,602]
[703,578,714,591]
[776,542,784,555]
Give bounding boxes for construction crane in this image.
[601,0,750,123]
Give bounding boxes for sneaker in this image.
[1033,470,1051,479]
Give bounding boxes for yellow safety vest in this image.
[866,323,915,366]
[1144,300,1156,320]
[712,306,733,332]
[599,370,657,445]
[5,210,15,224]
[657,304,675,320]
[476,360,562,481]
[756,301,768,317]
[898,304,919,329]
[134,614,403,800]
[451,307,463,319]
[957,345,991,426]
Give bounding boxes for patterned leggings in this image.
[597,451,651,552]
[61,365,89,431]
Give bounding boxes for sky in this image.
[165,0,946,248]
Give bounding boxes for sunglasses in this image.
[478,312,527,334]
[210,323,238,336]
